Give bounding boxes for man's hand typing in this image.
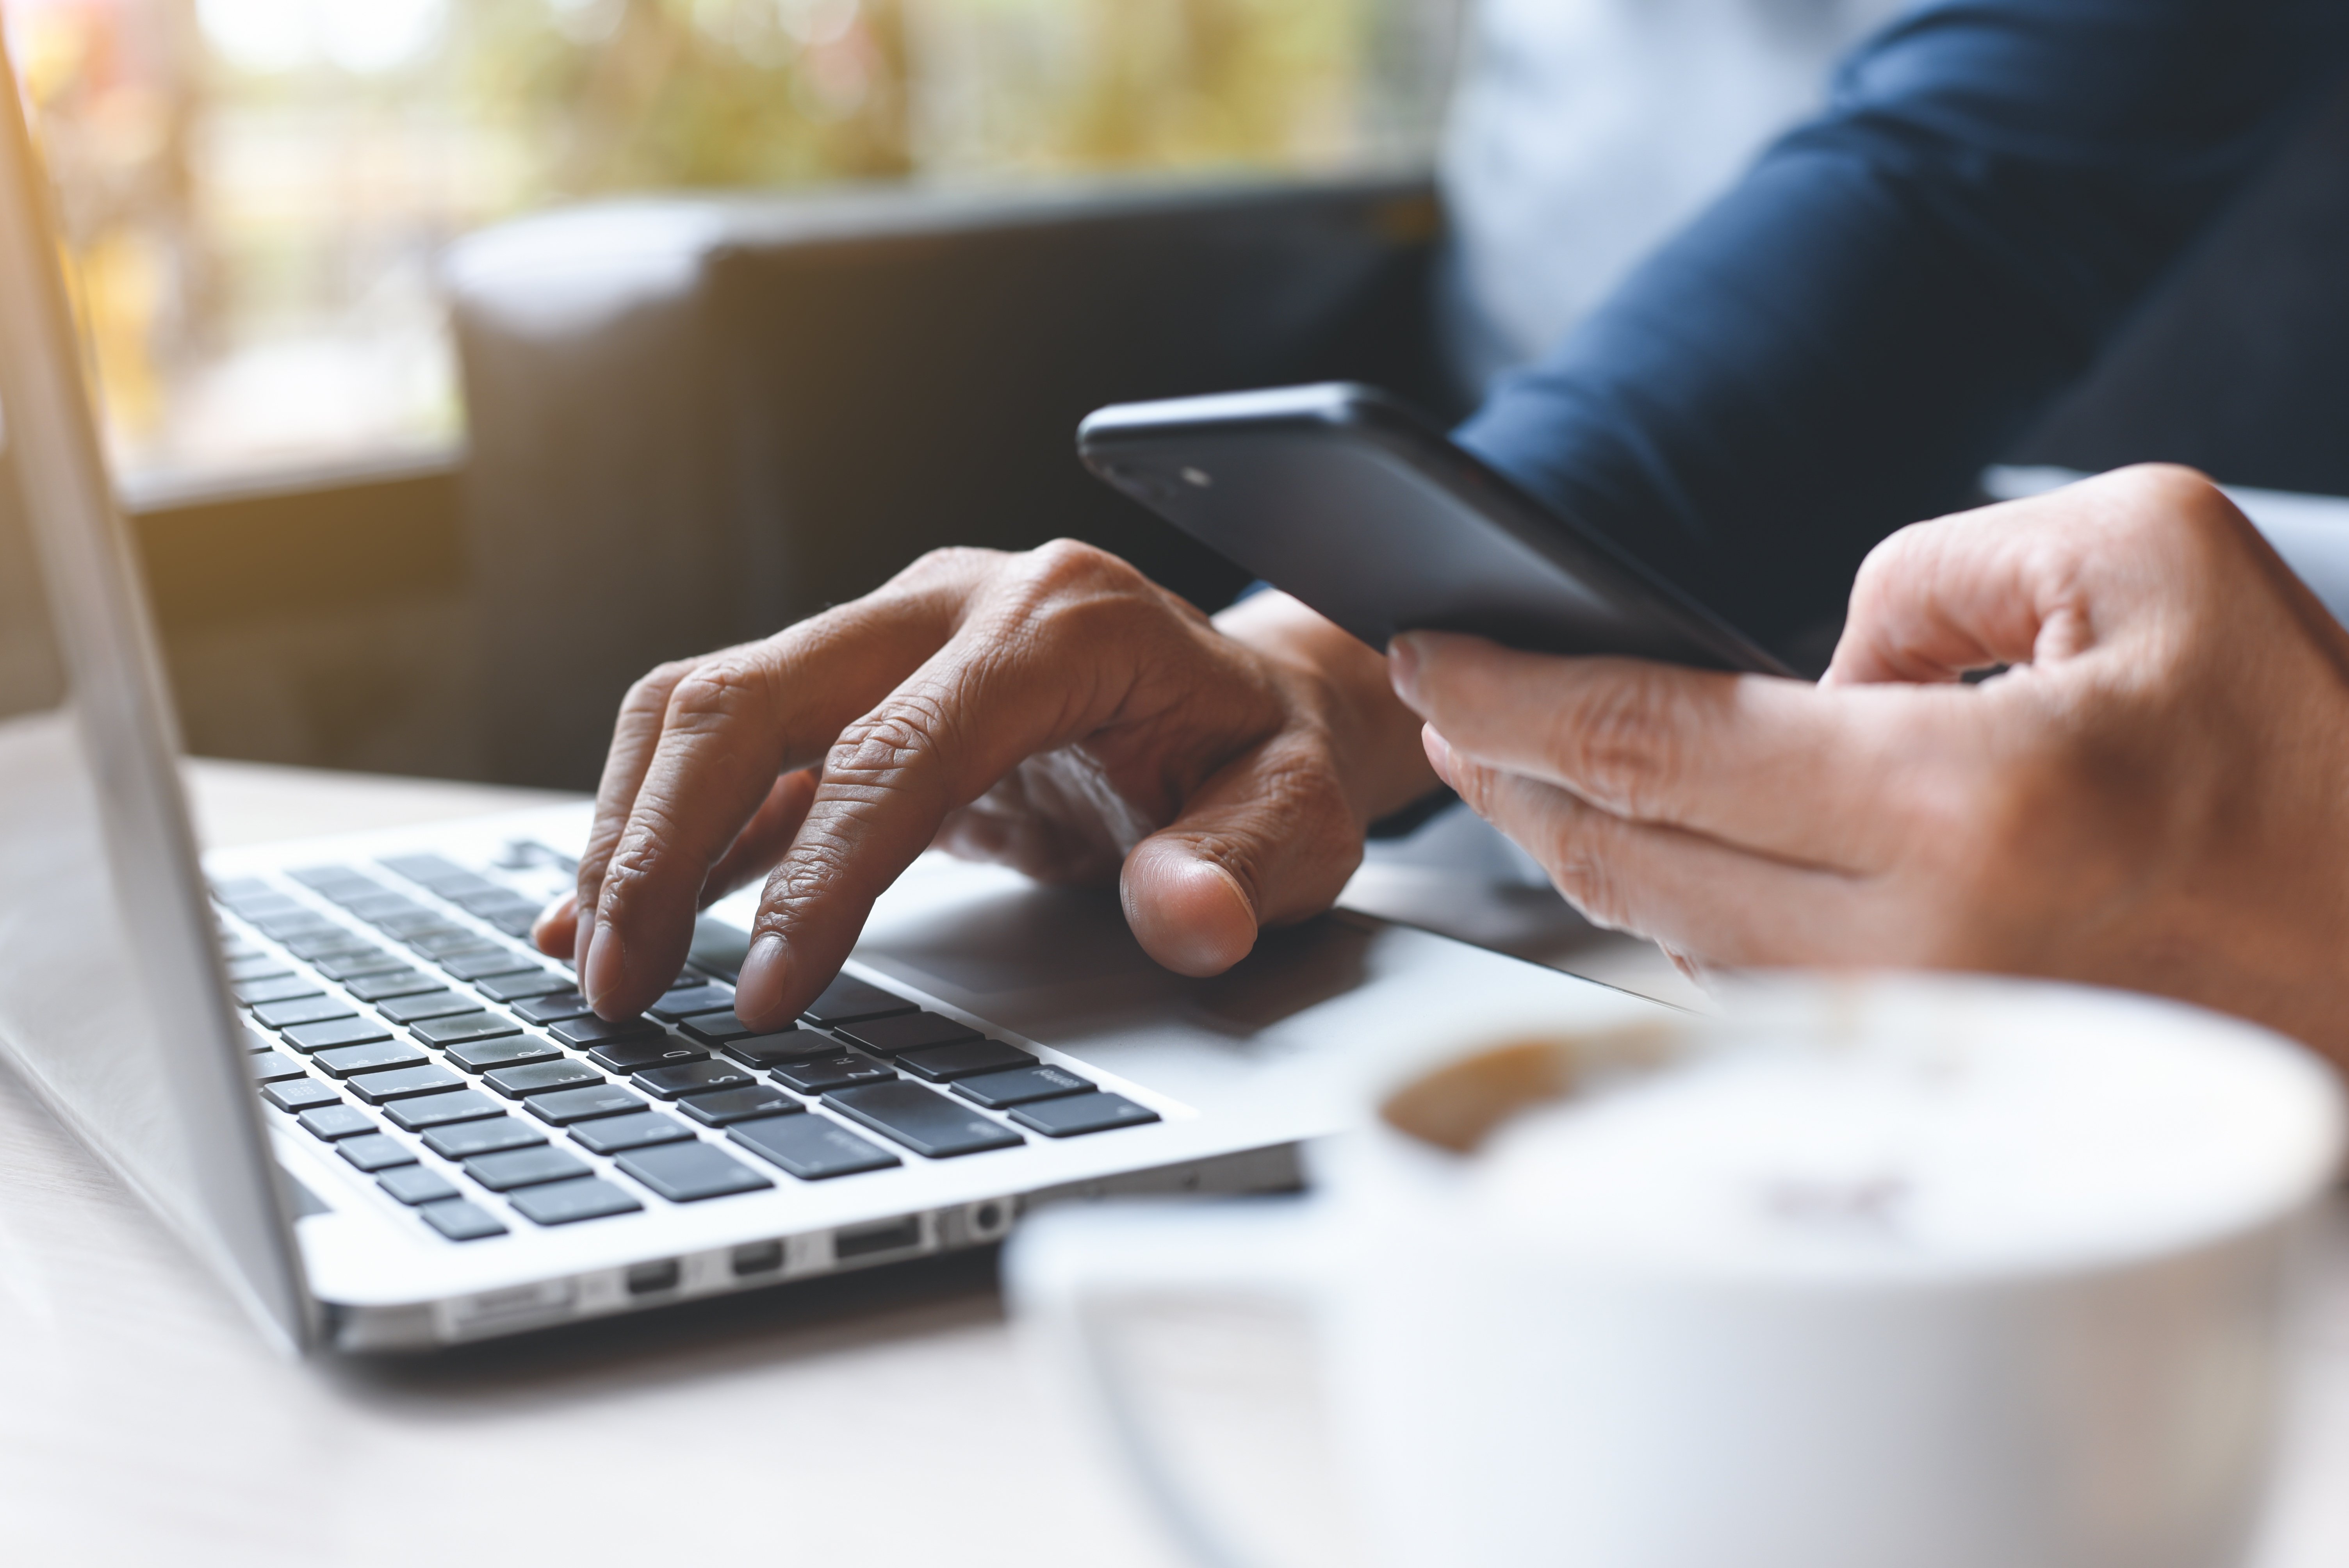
[533,542,1435,1031]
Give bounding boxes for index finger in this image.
[581,570,977,1017]
[1389,631,1927,870]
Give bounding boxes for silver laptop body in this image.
[0,41,1667,1354]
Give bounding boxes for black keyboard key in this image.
[824,1082,1023,1158]
[474,969,575,1003]
[677,1086,802,1126]
[950,1064,1095,1109]
[433,946,524,978]
[377,1167,460,1206]
[262,1078,341,1112]
[314,1040,430,1079]
[1009,1092,1162,1138]
[341,893,426,923]
[383,1089,504,1131]
[235,975,323,1007]
[378,852,478,892]
[508,1178,642,1226]
[288,863,368,893]
[482,1059,601,1099]
[450,884,532,915]
[718,1029,829,1069]
[896,1039,1037,1083]
[588,1037,708,1074]
[526,1083,647,1125]
[410,1011,522,1048]
[834,1011,980,1057]
[346,969,442,1002]
[282,1017,394,1054]
[379,991,481,1025]
[282,933,380,962]
[242,1024,278,1054]
[444,1036,563,1074]
[617,1142,772,1202]
[337,1133,419,1172]
[648,984,736,1021]
[463,1146,591,1190]
[418,1199,508,1241]
[549,1013,662,1049]
[441,950,541,983]
[379,912,467,941]
[406,929,497,958]
[729,1115,899,1180]
[634,1060,756,1101]
[251,912,342,942]
[210,875,274,902]
[248,1049,309,1083]
[802,974,918,1027]
[569,1112,694,1155]
[252,995,356,1030]
[516,989,595,1026]
[770,1051,895,1094]
[423,1117,543,1159]
[346,1064,467,1104]
[225,955,294,983]
[677,1010,761,1045]
[308,948,413,982]
[221,891,303,921]
[297,1105,378,1140]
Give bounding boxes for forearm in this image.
[1459,0,2349,647]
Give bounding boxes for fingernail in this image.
[584,921,627,1014]
[734,933,789,1025]
[1422,724,1456,786]
[1387,633,1423,702]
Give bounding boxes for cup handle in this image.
[1006,1196,1334,1568]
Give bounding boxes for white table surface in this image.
[1,759,2343,1567]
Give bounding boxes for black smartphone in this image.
[1078,382,1793,676]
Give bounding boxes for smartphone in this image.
[1077,382,1793,676]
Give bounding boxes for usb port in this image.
[834,1215,921,1259]
[625,1259,681,1296]
[731,1240,784,1276]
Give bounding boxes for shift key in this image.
[823,1082,1022,1158]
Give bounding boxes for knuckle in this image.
[889,545,1005,592]
[1848,521,1937,615]
[621,656,700,716]
[665,654,771,734]
[1556,665,1688,819]
[827,689,958,798]
[1539,818,1631,931]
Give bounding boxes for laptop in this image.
[0,42,1667,1354]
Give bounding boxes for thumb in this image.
[1828,507,2072,687]
[1119,737,1360,977]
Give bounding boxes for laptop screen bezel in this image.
[0,41,315,1353]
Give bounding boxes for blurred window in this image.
[6,0,1463,497]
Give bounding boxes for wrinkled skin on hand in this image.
[534,541,1435,1031]
[1391,465,2349,1067]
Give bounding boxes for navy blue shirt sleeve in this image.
[1454,0,2349,648]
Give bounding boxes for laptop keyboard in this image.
[209,848,1160,1244]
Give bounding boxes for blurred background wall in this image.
[9,0,1470,779]
[10,0,2344,785]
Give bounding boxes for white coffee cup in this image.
[1007,974,2344,1568]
